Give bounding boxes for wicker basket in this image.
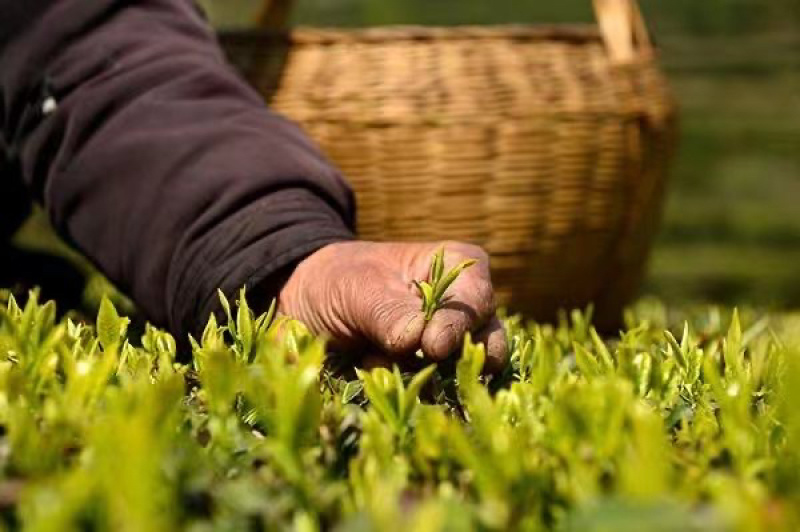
[219,0,677,328]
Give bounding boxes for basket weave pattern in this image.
[222,23,676,325]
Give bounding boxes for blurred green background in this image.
[13,0,800,313]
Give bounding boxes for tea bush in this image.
[0,288,799,531]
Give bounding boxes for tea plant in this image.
[0,288,800,531]
[415,248,477,321]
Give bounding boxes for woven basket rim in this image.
[266,108,672,127]
[219,24,605,45]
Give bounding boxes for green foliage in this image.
[415,248,477,321]
[0,290,800,530]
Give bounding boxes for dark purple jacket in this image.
[0,0,356,340]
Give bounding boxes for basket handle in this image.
[256,0,294,29]
[592,0,654,63]
[253,0,653,60]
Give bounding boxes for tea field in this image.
[1,289,800,530]
[2,2,799,529]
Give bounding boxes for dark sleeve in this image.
[0,0,356,340]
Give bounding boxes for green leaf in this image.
[430,247,445,285]
[255,298,277,337]
[415,281,434,307]
[432,259,478,304]
[393,365,407,420]
[633,353,653,397]
[188,334,201,354]
[590,328,615,370]
[218,288,234,333]
[574,342,600,378]
[357,368,402,432]
[342,381,364,404]
[664,330,687,371]
[237,288,254,359]
[415,250,478,322]
[6,293,21,318]
[457,334,485,386]
[201,313,220,348]
[403,364,436,418]
[680,321,690,353]
[97,296,128,352]
[724,308,743,376]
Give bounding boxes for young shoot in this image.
[415,248,477,321]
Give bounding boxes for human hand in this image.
[277,241,507,373]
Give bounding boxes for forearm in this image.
[0,0,356,340]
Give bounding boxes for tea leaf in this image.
[96,296,128,352]
[416,250,478,322]
[432,259,477,304]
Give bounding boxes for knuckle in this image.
[368,299,398,330]
[346,269,386,322]
[441,243,492,280]
[472,246,491,263]
[443,241,488,261]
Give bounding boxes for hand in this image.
[277,241,508,373]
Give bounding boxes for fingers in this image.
[472,316,508,374]
[337,240,506,370]
[360,317,508,375]
[421,299,485,361]
[359,288,426,357]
